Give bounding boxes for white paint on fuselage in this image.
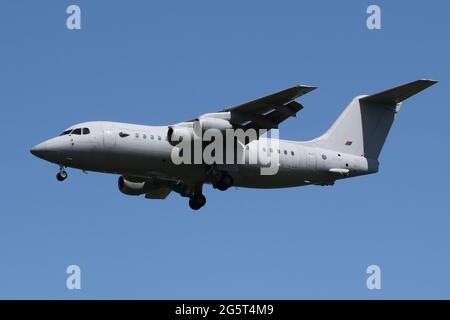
[32,121,376,189]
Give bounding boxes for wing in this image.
[168,85,317,145]
[222,85,316,131]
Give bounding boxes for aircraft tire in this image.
[56,171,67,182]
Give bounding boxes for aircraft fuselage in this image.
[31,121,377,189]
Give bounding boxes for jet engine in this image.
[118,176,150,196]
[193,117,233,135]
[167,114,233,145]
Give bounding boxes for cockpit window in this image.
[59,129,73,136]
[82,128,90,135]
[72,128,82,135]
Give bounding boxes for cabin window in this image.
[158,136,161,141]
[262,147,266,152]
[82,128,90,135]
[135,133,139,138]
[72,128,82,135]
[284,150,287,155]
[143,134,147,139]
[291,151,294,156]
[270,148,273,153]
[277,149,280,154]
[150,135,154,140]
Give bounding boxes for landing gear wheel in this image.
[194,194,206,207]
[56,170,67,182]
[188,194,206,210]
[188,199,201,210]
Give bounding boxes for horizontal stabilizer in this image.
[360,79,438,105]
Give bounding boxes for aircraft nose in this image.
[30,142,46,158]
[30,141,60,161]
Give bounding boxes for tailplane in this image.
[313,79,437,159]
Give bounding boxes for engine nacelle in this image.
[193,117,233,135]
[167,115,233,145]
[118,176,148,196]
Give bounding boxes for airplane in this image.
[30,79,437,210]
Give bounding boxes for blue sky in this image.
[0,0,448,299]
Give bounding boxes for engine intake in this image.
[118,176,150,196]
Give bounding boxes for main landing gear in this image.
[188,194,206,210]
[56,165,68,182]
[187,183,207,210]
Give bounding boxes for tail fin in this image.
[314,79,437,159]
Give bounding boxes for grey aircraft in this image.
[31,79,437,210]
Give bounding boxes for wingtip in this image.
[297,85,318,92]
[419,79,438,84]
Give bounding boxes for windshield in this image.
[59,129,73,136]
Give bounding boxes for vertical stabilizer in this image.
[313,79,437,159]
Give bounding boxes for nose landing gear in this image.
[56,165,68,182]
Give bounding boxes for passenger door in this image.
[103,128,116,149]
[306,151,316,171]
